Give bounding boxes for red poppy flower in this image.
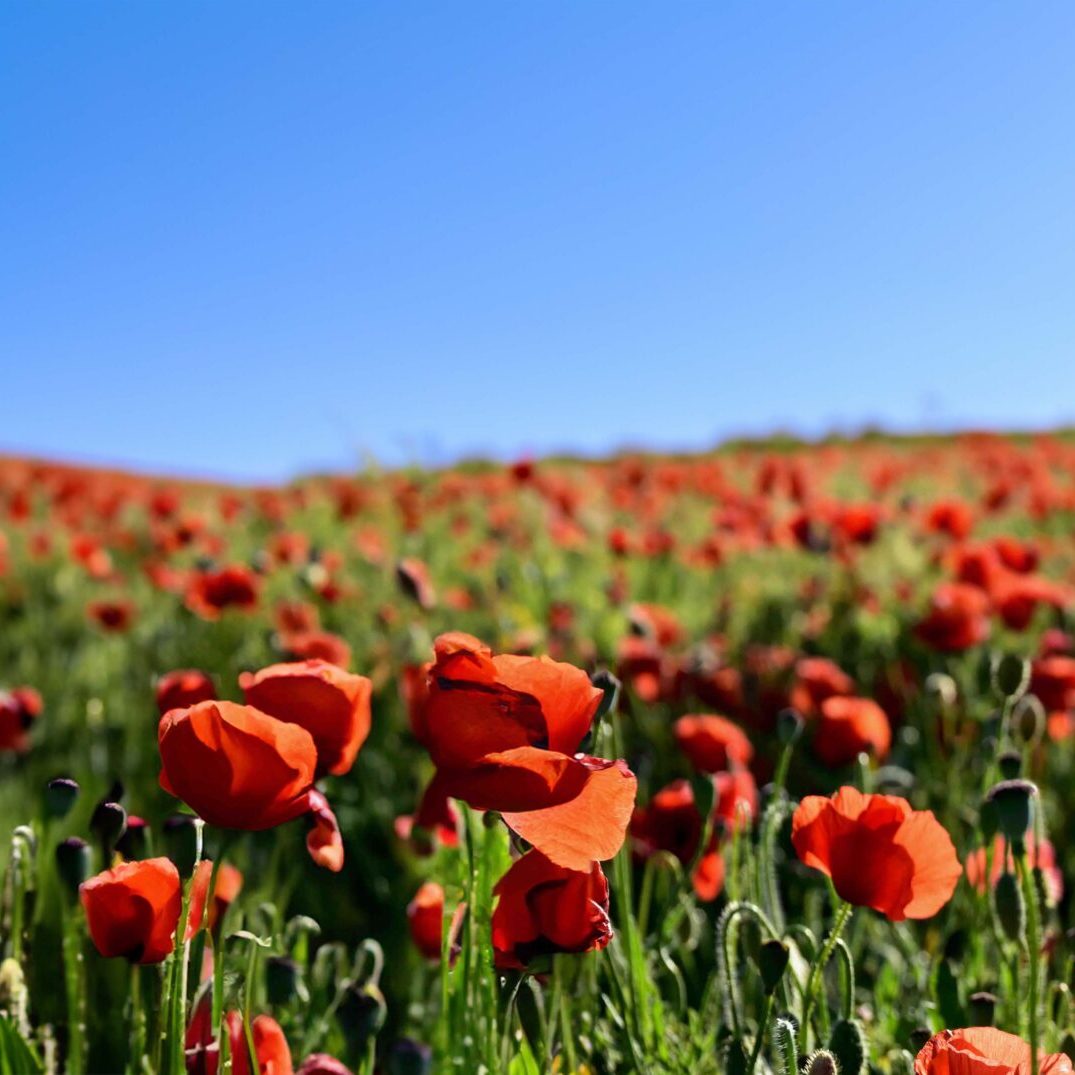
[80,856,211,964]
[185,565,260,620]
[240,660,372,777]
[813,696,892,767]
[995,575,1072,631]
[914,1028,1071,1075]
[673,714,753,773]
[156,669,217,716]
[419,633,636,870]
[0,686,41,753]
[158,701,342,872]
[915,583,991,652]
[1029,656,1075,712]
[714,768,758,832]
[186,1000,293,1075]
[792,787,961,920]
[789,657,854,717]
[407,882,446,961]
[87,598,136,632]
[925,499,974,540]
[491,850,612,970]
[631,780,725,901]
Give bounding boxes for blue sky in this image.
[3,3,1075,481]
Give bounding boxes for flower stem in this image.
[798,900,853,1053]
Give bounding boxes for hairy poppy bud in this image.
[968,990,998,1026]
[829,1018,867,1075]
[756,939,790,995]
[804,1049,838,1075]
[90,800,126,860]
[266,955,303,1006]
[1012,694,1046,747]
[338,983,386,1054]
[45,777,79,819]
[387,1039,433,1075]
[993,653,1030,700]
[56,837,91,895]
[985,779,1037,847]
[994,871,1026,942]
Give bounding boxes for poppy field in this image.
[3,433,1075,1075]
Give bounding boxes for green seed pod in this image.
[968,991,997,1026]
[55,837,91,896]
[994,871,1026,943]
[985,780,1036,845]
[756,938,790,995]
[1012,695,1046,748]
[804,1049,839,1075]
[45,778,80,819]
[997,750,1022,780]
[992,653,1030,700]
[829,1018,866,1075]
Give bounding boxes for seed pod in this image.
[992,653,1030,700]
[994,871,1026,943]
[55,837,91,896]
[968,991,997,1026]
[338,982,386,1054]
[114,817,150,861]
[387,1039,433,1075]
[829,1018,866,1075]
[44,778,79,819]
[985,780,1037,846]
[997,750,1022,780]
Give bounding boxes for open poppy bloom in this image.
[417,633,636,870]
[158,701,343,871]
[0,686,42,753]
[673,713,753,773]
[407,881,447,961]
[186,998,293,1075]
[965,835,1064,905]
[185,564,260,620]
[80,857,212,964]
[791,787,961,920]
[240,659,372,777]
[813,696,892,767]
[915,583,991,652]
[491,850,612,970]
[914,1028,1071,1074]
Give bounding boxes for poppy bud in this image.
[777,708,804,746]
[590,669,621,722]
[909,1027,933,1054]
[968,990,998,1026]
[1012,694,1046,747]
[56,837,91,895]
[997,749,1022,780]
[45,777,79,819]
[338,983,386,1054]
[756,939,790,995]
[993,653,1030,700]
[924,673,958,708]
[90,800,127,859]
[266,955,303,1006]
[114,817,150,861]
[162,815,200,877]
[387,1039,432,1075]
[994,871,1026,942]
[985,779,1037,847]
[804,1050,838,1075]
[829,1019,866,1075]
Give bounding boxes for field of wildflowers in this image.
[2,433,1075,1074]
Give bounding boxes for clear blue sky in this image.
[4,3,1075,481]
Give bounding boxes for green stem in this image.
[61,900,86,1075]
[798,900,853,1053]
[1019,854,1042,1075]
[747,993,775,1074]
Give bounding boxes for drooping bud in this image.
[756,939,790,995]
[266,956,303,1006]
[337,982,386,1055]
